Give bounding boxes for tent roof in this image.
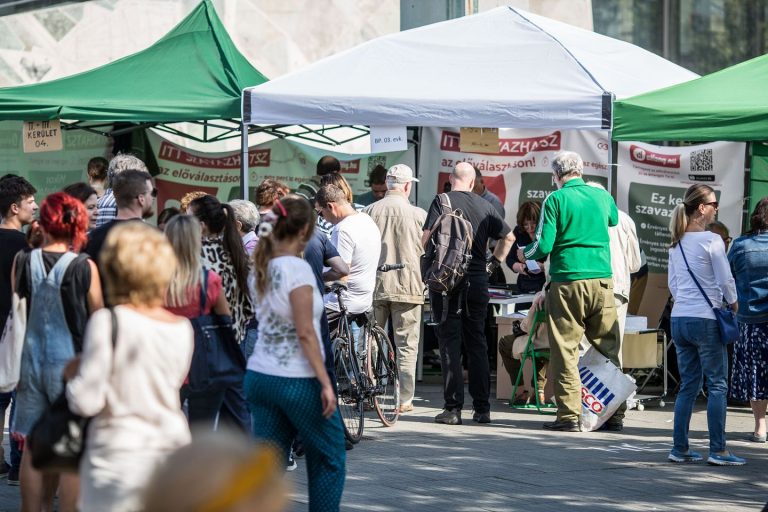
[0,0,267,122]
[613,53,768,141]
[242,6,696,130]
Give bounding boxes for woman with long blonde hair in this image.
[666,183,743,466]
[164,215,232,429]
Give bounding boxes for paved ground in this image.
[1,380,766,511]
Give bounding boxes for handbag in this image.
[678,244,739,344]
[187,269,246,394]
[0,292,27,392]
[27,308,118,473]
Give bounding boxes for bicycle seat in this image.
[324,281,348,294]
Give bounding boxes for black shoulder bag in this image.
[678,244,739,345]
[28,308,118,473]
[187,268,246,393]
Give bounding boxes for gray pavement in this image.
[285,380,766,512]
[1,380,766,511]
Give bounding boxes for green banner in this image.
[0,121,110,197]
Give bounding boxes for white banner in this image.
[616,141,745,274]
[0,121,110,197]
[418,128,611,228]
[147,131,416,211]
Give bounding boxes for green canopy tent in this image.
[612,53,768,142]
[0,0,267,137]
[613,53,768,213]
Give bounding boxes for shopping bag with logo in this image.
[578,346,636,432]
[0,292,27,392]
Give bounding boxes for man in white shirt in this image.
[586,182,641,364]
[316,184,381,315]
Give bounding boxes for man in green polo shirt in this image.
[515,151,623,432]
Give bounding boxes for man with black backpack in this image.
[422,162,515,425]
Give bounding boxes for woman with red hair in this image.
[11,192,103,512]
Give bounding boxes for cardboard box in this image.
[622,331,659,369]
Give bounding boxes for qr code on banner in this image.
[690,149,713,172]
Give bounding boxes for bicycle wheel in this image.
[333,337,364,443]
[369,326,400,426]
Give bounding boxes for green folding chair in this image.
[510,308,556,414]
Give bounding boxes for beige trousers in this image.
[373,301,422,406]
[546,278,623,423]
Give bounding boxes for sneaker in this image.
[542,419,581,432]
[472,411,491,424]
[434,409,462,425]
[7,467,19,486]
[0,461,9,478]
[707,452,746,466]
[286,452,298,472]
[668,449,703,463]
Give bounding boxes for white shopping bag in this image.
[578,346,636,432]
[0,293,27,392]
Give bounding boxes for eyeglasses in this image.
[704,201,719,209]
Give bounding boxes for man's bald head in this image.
[450,162,476,191]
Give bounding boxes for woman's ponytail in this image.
[669,203,688,248]
[221,202,250,294]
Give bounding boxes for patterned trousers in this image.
[244,371,346,512]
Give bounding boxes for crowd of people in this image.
[0,147,765,511]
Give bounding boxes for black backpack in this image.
[421,193,474,322]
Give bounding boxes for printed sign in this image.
[420,128,610,229]
[23,120,63,153]
[459,127,499,153]
[0,121,110,197]
[370,126,407,153]
[617,141,745,274]
[148,131,416,210]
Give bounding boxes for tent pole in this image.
[240,122,249,200]
[413,126,422,207]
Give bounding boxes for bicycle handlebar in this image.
[378,263,405,272]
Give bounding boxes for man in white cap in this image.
[364,164,427,413]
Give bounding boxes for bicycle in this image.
[327,263,403,444]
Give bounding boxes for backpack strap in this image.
[438,193,452,215]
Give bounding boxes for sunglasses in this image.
[703,201,719,209]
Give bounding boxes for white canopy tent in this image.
[242,6,697,130]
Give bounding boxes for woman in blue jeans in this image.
[727,198,768,443]
[667,184,744,466]
[246,195,345,512]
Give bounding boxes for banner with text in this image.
[0,121,110,197]
[147,131,416,212]
[616,141,745,274]
[418,128,611,227]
